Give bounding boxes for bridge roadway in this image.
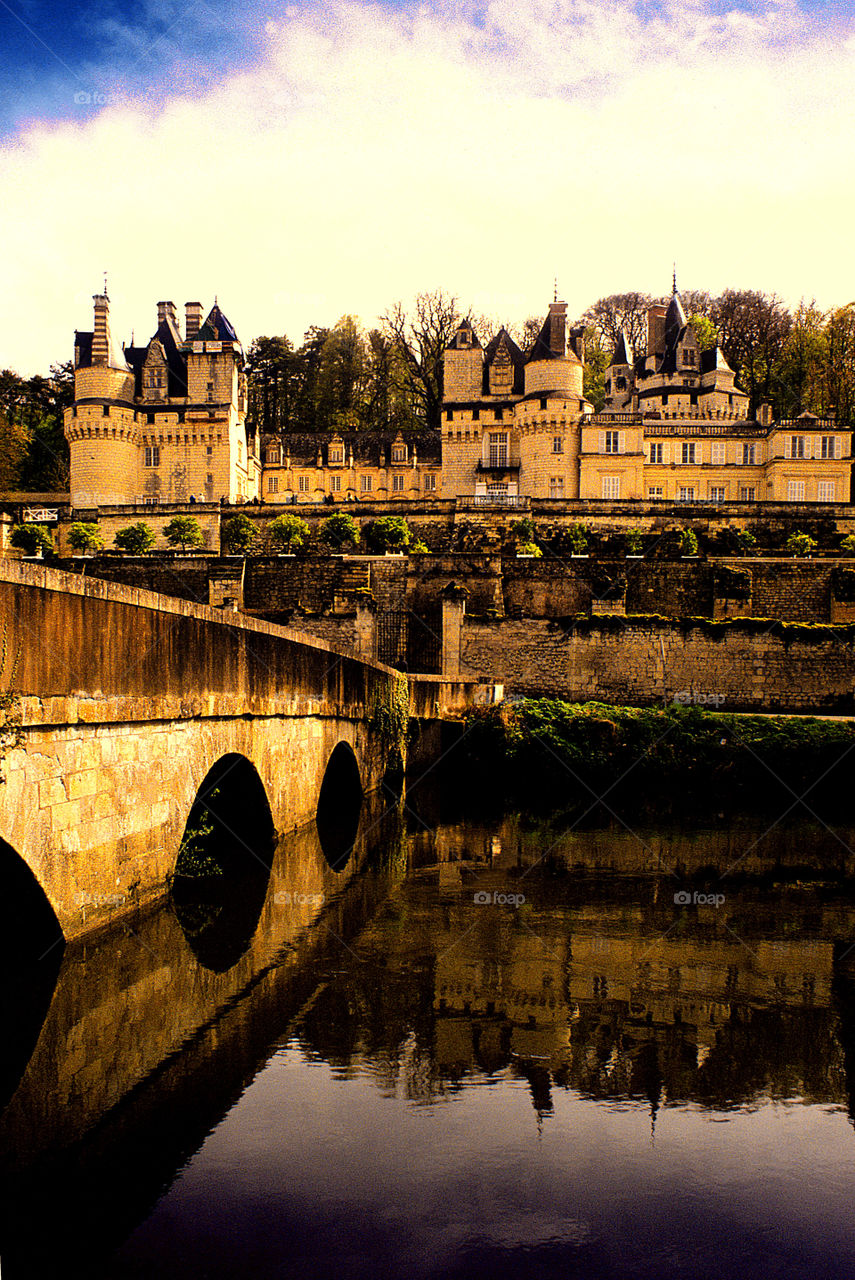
[0,559,493,941]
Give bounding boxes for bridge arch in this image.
[175,753,276,882]
[0,836,65,1108]
[316,741,364,871]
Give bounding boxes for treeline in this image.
[250,287,855,436]
[0,363,73,491]
[580,289,855,421]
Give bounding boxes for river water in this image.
[3,790,855,1279]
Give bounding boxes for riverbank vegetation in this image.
[461,699,855,816]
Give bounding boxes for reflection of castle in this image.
[294,849,852,1122]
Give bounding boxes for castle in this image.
[63,287,851,512]
[65,294,259,507]
[441,288,851,504]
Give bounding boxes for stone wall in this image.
[460,616,855,712]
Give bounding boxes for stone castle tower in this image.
[64,293,259,507]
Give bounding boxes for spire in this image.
[554,276,558,303]
[672,264,677,297]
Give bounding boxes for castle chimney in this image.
[185,301,203,341]
[647,303,667,356]
[157,301,178,330]
[758,402,773,427]
[548,300,567,356]
[92,293,110,366]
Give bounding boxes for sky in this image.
[2,0,855,374]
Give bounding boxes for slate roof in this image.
[482,328,526,395]
[125,315,188,398]
[447,320,482,350]
[611,330,633,367]
[263,430,442,465]
[194,304,239,345]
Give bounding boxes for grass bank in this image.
[460,699,855,817]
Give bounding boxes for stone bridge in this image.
[0,560,494,941]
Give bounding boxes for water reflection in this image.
[3,808,855,1277]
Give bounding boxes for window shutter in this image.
[662,444,670,464]
[599,431,605,453]
[814,435,822,460]
[618,431,625,454]
[835,436,843,459]
[804,437,812,459]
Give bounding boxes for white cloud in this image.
[3,0,855,373]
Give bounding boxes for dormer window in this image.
[329,447,344,465]
[392,445,407,463]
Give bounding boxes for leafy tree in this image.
[164,515,204,552]
[566,524,589,555]
[510,516,535,544]
[686,313,718,352]
[319,512,359,551]
[775,301,827,418]
[67,522,103,554]
[364,515,412,553]
[267,513,309,552]
[582,328,610,411]
[10,522,53,555]
[710,290,792,415]
[626,528,643,556]
[517,541,542,558]
[680,528,699,557]
[221,513,257,555]
[0,362,73,490]
[786,531,817,558]
[840,534,855,554]
[0,406,30,489]
[114,522,156,555]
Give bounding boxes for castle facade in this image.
[442,290,851,505]
[65,294,260,507]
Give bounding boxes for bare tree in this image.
[578,292,653,357]
[382,290,462,431]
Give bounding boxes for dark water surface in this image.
[4,798,855,1279]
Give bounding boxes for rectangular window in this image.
[604,430,620,454]
[549,477,565,498]
[424,474,437,491]
[144,445,160,467]
[741,443,756,465]
[649,442,663,464]
[552,436,563,454]
[711,442,726,465]
[818,481,836,502]
[331,474,342,492]
[392,474,405,492]
[709,486,726,502]
[648,485,664,499]
[392,447,407,463]
[678,486,695,502]
[488,432,508,468]
[361,474,372,492]
[821,436,835,459]
[739,486,756,501]
[298,475,310,493]
[680,442,697,465]
[602,476,620,500]
[791,436,805,459]
[788,480,806,501]
[267,475,279,493]
[328,449,343,465]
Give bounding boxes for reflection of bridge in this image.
[0,560,492,940]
